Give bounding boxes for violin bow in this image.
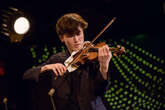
[91,17,117,44]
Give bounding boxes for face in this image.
[60,27,84,53]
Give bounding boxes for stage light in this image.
[14,17,30,35]
[1,7,31,42]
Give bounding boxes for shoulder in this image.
[48,51,69,63]
[51,51,68,58]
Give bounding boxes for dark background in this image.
[0,0,164,110]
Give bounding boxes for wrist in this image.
[99,67,108,80]
[40,66,46,73]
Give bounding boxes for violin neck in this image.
[88,47,117,53]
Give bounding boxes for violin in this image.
[64,17,126,72]
[64,41,125,72]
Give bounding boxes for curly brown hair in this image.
[56,13,88,38]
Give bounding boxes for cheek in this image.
[79,35,84,41]
[65,39,73,46]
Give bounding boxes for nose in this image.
[73,35,79,42]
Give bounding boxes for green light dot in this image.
[104,94,108,98]
[133,63,136,67]
[112,93,115,97]
[153,76,157,81]
[108,94,112,98]
[126,106,130,110]
[120,82,124,86]
[61,46,65,52]
[130,87,133,91]
[46,52,50,56]
[146,73,150,77]
[125,85,129,89]
[111,87,115,91]
[111,98,115,102]
[114,80,118,83]
[126,78,129,82]
[32,54,36,58]
[135,45,138,49]
[129,94,133,98]
[120,94,123,98]
[153,56,156,60]
[107,98,110,102]
[142,70,145,74]
[117,105,121,109]
[136,56,139,59]
[141,81,145,85]
[142,50,145,53]
[157,58,160,62]
[156,101,159,105]
[130,43,134,47]
[122,103,126,107]
[152,99,155,103]
[135,76,138,80]
[123,97,127,101]
[146,52,149,55]
[112,105,116,109]
[143,60,146,64]
[129,51,133,55]
[121,39,125,42]
[138,79,142,83]
[148,75,152,79]
[114,84,118,88]
[147,105,151,109]
[115,96,119,100]
[132,103,136,107]
[114,101,117,105]
[30,48,34,52]
[134,88,138,93]
[145,95,148,99]
[116,91,120,95]
[124,91,128,95]
[153,66,158,70]
[145,82,149,87]
[149,64,153,68]
[158,87,162,90]
[161,60,164,64]
[139,68,143,72]
[141,93,145,97]
[119,100,122,104]
[109,102,113,106]
[119,88,123,92]
[138,58,142,62]
[38,59,42,63]
[138,48,142,51]
[128,100,132,104]
[134,96,137,100]
[138,98,142,103]
[44,47,48,52]
[52,47,57,53]
[149,54,152,58]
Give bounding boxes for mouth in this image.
[74,43,81,48]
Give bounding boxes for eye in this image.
[76,31,81,36]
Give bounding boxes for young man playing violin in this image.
[23,13,113,110]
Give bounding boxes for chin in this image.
[73,48,81,51]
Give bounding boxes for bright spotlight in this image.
[14,17,30,35]
[1,7,31,43]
